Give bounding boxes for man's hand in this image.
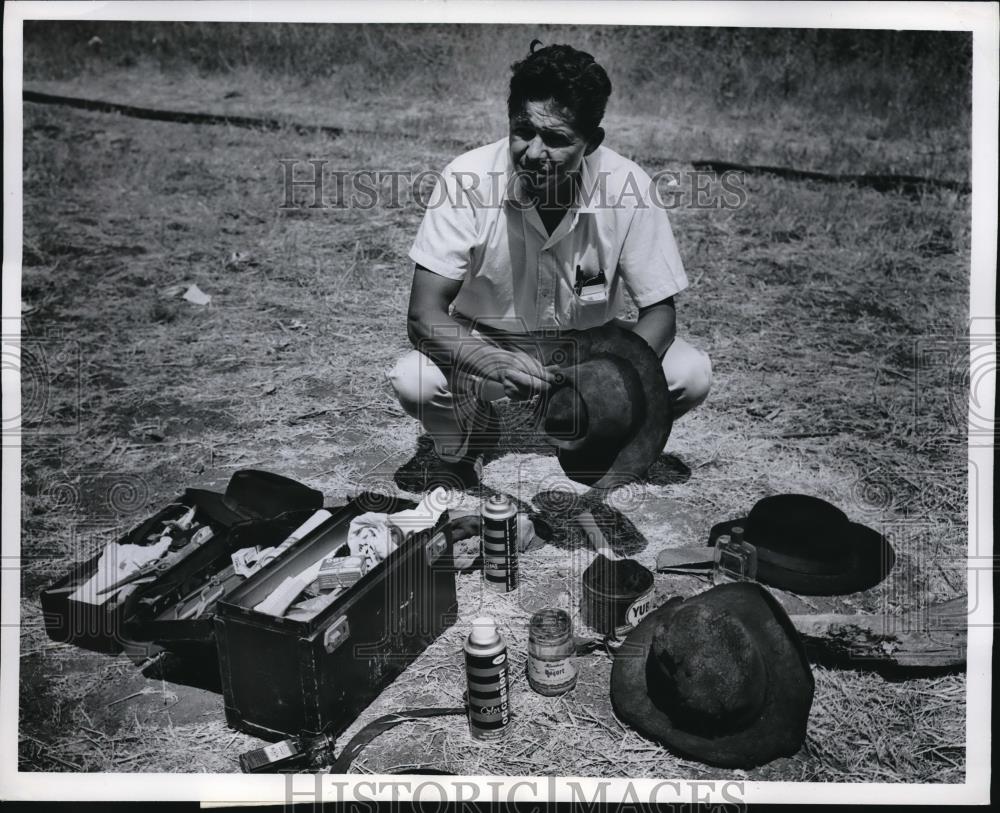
[407,265,560,399]
[488,349,561,401]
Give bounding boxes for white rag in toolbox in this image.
[348,486,457,569]
[254,489,457,618]
[69,538,172,605]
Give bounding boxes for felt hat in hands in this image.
[709,494,895,596]
[541,324,672,489]
[610,582,814,769]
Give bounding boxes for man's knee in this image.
[663,339,712,416]
[387,350,448,413]
[684,347,713,407]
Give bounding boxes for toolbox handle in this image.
[322,616,350,653]
[424,531,449,566]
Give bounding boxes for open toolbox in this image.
[40,470,324,654]
[123,509,321,647]
[214,495,459,741]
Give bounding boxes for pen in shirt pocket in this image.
[574,264,608,300]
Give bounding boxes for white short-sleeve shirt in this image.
[409,137,688,332]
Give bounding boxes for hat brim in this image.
[708,519,895,596]
[547,325,673,489]
[610,582,814,768]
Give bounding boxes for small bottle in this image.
[712,530,758,585]
[238,732,336,773]
[464,616,512,742]
[527,609,577,696]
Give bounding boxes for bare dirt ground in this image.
[17,63,970,781]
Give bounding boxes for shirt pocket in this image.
[564,259,611,328]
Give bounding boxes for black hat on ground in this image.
[709,494,895,596]
[655,494,896,596]
[610,582,814,768]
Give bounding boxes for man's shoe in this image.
[394,443,483,493]
[393,403,500,493]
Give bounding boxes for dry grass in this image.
[16,35,970,783]
[23,23,971,167]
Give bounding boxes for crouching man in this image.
[388,41,711,490]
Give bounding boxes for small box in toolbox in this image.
[215,495,458,741]
[39,470,323,654]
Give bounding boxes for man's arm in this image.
[630,296,677,359]
[407,265,557,399]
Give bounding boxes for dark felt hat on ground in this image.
[709,494,895,596]
[656,494,896,596]
[541,324,672,489]
[610,582,814,768]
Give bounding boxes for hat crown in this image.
[648,604,766,734]
[575,357,637,441]
[543,386,588,441]
[748,494,851,562]
[544,356,638,443]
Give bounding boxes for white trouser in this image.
[387,327,712,462]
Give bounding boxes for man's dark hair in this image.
[507,40,612,136]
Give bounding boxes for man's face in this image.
[509,98,596,207]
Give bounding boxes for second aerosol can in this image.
[482,494,518,592]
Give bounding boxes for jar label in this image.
[527,655,576,689]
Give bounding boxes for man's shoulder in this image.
[443,138,508,178]
[432,138,509,206]
[581,145,660,212]
[588,144,653,186]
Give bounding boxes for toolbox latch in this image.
[323,616,350,653]
[424,532,447,565]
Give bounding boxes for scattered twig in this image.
[20,734,83,771]
[777,431,842,439]
[106,690,147,707]
[289,409,331,424]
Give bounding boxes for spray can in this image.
[482,495,518,592]
[464,616,511,742]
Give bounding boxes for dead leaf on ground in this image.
[182,284,212,306]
